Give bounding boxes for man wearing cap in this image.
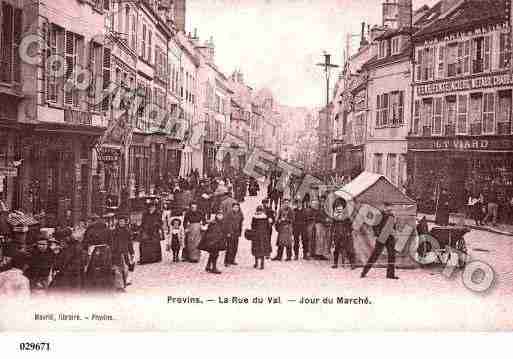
[361,202,399,279]
[83,214,111,250]
[52,227,84,291]
[220,190,237,217]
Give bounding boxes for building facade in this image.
[408,0,513,212]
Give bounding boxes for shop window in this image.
[469,93,483,135]
[444,96,456,136]
[432,98,443,135]
[483,92,495,134]
[413,100,421,135]
[497,90,512,135]
[457,94,468,134]
[499,32,512,69]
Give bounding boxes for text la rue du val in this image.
[167,296,373,305]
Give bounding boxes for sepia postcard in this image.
[0,0,513,336]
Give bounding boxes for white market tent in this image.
[334,172,419,269]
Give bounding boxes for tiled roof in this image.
[413,0,509,42]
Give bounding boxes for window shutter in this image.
[13,7,22,83]
[484,35,491,71]
[102,47,111,111]
[41,21,48,103]
[64,31,75,105]
[0,3,13,82]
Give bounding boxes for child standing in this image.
[166,218,184,262]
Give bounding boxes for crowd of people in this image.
[0,169,405,297]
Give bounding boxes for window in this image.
[386,154,397,184]
[457,94,468,134]
[472,36,491,74]
[376,93,389,127]
[447,41,470,77]
[432,97,443,135]
[438,45,445,78]
[497,90,512,134]
[379,40,388,58]
[390,91,403,125]
[46,24,63,103]
[102,47,111,111]
[421,99,433,135]
[483,92,495,134]
[0,3,22,83]
[130,15,136,49]
[64,31,83,107]
[413,100,421,135]
[141,24,146,59]
[147,30,152,63]
[419,47,435,81]
[469,94,483,135]
[444,97,456,135]
[125,6,130,37]
[499,32,511,69]
[373,154,383,175]
[391,37,400,55]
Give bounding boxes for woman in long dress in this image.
[183,202,205,263]
[250,206,272,269]
[311,200,330,260]
[139,204,163,264]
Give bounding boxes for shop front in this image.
[129,132,152,198]
[14,123,102,226]
[408,136,513,214]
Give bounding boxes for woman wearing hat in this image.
[139,203,163,265]
[250,205,272,269]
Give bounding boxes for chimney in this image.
[397,0,412,28]
[441,0,461,16]
[190,28,199,46]
[173,0,186,32]
[370,25,387,41]
[360,22,368,47]
[208,36,215,62]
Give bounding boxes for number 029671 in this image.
[19,342,51,351]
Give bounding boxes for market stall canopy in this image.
[334,172,418,269]
[334,172,415,206]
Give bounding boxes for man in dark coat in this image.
[111,213,135,291]
[52,227,84,291]
[435,188,450,226]
[224,203,244,266]
[139,204,163,264]
[361,202,399,279]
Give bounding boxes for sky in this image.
[186,0,440,108]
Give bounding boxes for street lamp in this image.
[316,52,339,107]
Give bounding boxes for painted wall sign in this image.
[417,73,513,96]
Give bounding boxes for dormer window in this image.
[391,37,400,55]
[379,40,389,58]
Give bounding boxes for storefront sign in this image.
[96,147,121,163]
[0,166,17,177]
[409,136,513,151]
[417,73,513,96]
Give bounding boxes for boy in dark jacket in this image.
[111,214,135,291]
[202,211,229,274]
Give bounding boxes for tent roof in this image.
[334,172,415,205]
